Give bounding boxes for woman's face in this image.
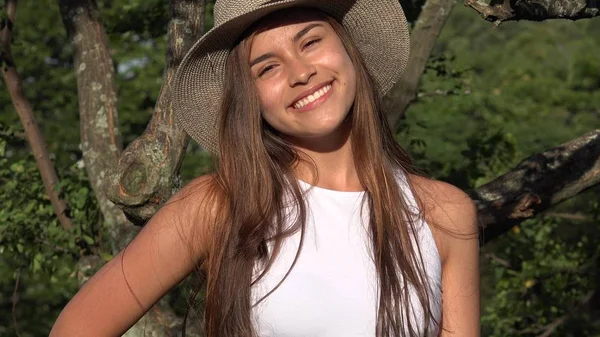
[248,10,356,145]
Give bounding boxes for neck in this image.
[290,123,363,192]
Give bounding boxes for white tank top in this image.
[251,173,442,336]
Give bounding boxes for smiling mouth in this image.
[292,83,333,110]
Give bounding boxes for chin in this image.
[290,120,351,143]
[269,108,352,142]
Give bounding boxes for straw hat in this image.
[172,0,410,154]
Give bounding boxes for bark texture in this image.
[119,2,207,334]
[465,0,600,25]
[472,129,600,244]
[384,0,457,129]
[123,296,203,337]
[0,0,73,229]
[58,0,138,253]
[106,0,206,226]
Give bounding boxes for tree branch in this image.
[544,212,593,222]
[472,129,600,244]
[465,0,600,26]
[11,268,21,337]
[57,0,136,252]
[0,0,73,229]
[485,252,512,268]
[106,0,206,225]
[514,290,596,336]
[384,0,457,129]
[57,2,205,336]
[112,2,207,334]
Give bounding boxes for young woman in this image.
[51,0,480,336]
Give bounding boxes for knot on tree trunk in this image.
[106,133,185,226]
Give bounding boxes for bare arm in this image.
[412,176,480,336]
[50,176,213,336]
[438,189,480,336]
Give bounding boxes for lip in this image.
[289,81,334,112]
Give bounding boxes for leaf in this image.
[100,252,113,262]
[82,234,95,245]
[10,161,24,173]
[32,253,43,273]
[0,139,6,157]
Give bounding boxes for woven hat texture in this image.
[172,0,410,154]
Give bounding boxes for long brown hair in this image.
[190,9,438,337]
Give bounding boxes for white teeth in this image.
[293,84,332,109]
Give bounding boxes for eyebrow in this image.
[249,23,323,68]
[293,23,322,43]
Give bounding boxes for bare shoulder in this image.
[160,174,221,259]
[408,174,479,261]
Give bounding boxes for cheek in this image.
[257,81,284,117]
[256,81,290,131]
[331,53,357,106]
[321,46,357,97]
[341,53,356,89]
[342,57,357,104]
[346,65,357,101]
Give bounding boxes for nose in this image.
[288,57,316,87]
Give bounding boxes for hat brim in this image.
[173,0,410,154]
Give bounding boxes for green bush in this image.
[0,125,105,337]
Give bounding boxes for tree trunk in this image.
[116,1,207,333]
[57,0,207,335]
[465,0,600,25]
[106,0,206,226]
[472,129,600,244]
[57,0,137,253]
[384,0,458,129]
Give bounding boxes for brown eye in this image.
[259,64,276,77]
[303,39,321,49]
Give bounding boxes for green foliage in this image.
[0,124,101,270]
[0,0,78,168]
[403,8,600,179]
[482,215,599,336]
[0,124,104,336]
